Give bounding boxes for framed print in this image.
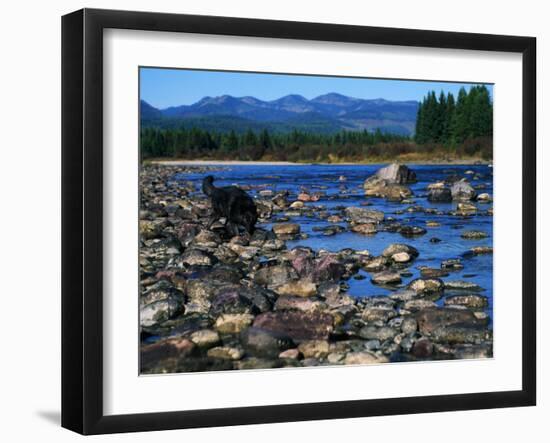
[61,8,536,435]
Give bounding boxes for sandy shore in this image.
[151,159,491,166]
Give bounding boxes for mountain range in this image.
[140,93,419,135]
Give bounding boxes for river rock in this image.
[469,246,493,255]
[254,264,298,288]
[456,202,477,215]
[275,279,317,297]
[298,340,330,359]
[140,337,196,371]
[415,307,481,335]
[444,294,488,309]
[430,325,491,344]
[351,223,378,235]
[453,343,493,359]
[275,296,327,312]
[461,230,488,239]
[209,290,255,316]
[240,327,294,358]
[407,278,444,295]
[359,325,398,341]
[391,252,411,263]
[192,230,222,248]
[362,307,397,322]
[344,351,390,365]
[140,281,185,307]
[214,313,254,334]
[272,223,301,236]
[401,317,418,334]
[451,179,477,201]
[399,225,427,237]
[140,297,183,327]
[140,220,164,240]
[477,193,492,202]
[207,346,244,360]
[428,187,452,202]
[189,329,220,349]
[375,163,417,184]
[310,254,346,282]
[345,207,385,223]
[371,271,402,285]
[272,192,289,209]
[177,249,216,267]
[253,311,334,340]
[403,299,438,311]
[419,267,449,278]
[444,280,484,291]
[412,337,434,358]
[441,258,464,270]
[382,243,419,260]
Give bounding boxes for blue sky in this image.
[140,67,493,109]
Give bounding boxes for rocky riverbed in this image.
[139,162,493,374]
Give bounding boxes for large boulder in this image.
[451,179,477,201]
[363,177,413,201]
[375,163,417,184]
[362,164,415,201]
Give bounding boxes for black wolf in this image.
[202,175,257,236]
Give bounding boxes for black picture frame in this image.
[62,8,537,435]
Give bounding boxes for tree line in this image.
[415,85,492,145]
[140,126,409,161]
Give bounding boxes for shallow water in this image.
[177,164,493,317]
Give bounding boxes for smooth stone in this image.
[189,329,220,349]
[371,271,402,285]
[415,307,482,335]
[207,346,244,360]
[298,340,330,359]
[274,295,327,312]
[444,281,484,291]
[362,307,397,322]
[344,351,390,365]
[461,230,489,239]
[382,243,419,259]
[444,294,489,309]
[359,325,398,341]
[351,223,378,235]
[275,279,317,297]
[253,311,334,340]
[240,327,294,358]
[214,313,254,334]
[407,278,445,295]
[272,223,301,236]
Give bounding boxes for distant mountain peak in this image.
[141,92,419,136]
[272,94,309,103]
